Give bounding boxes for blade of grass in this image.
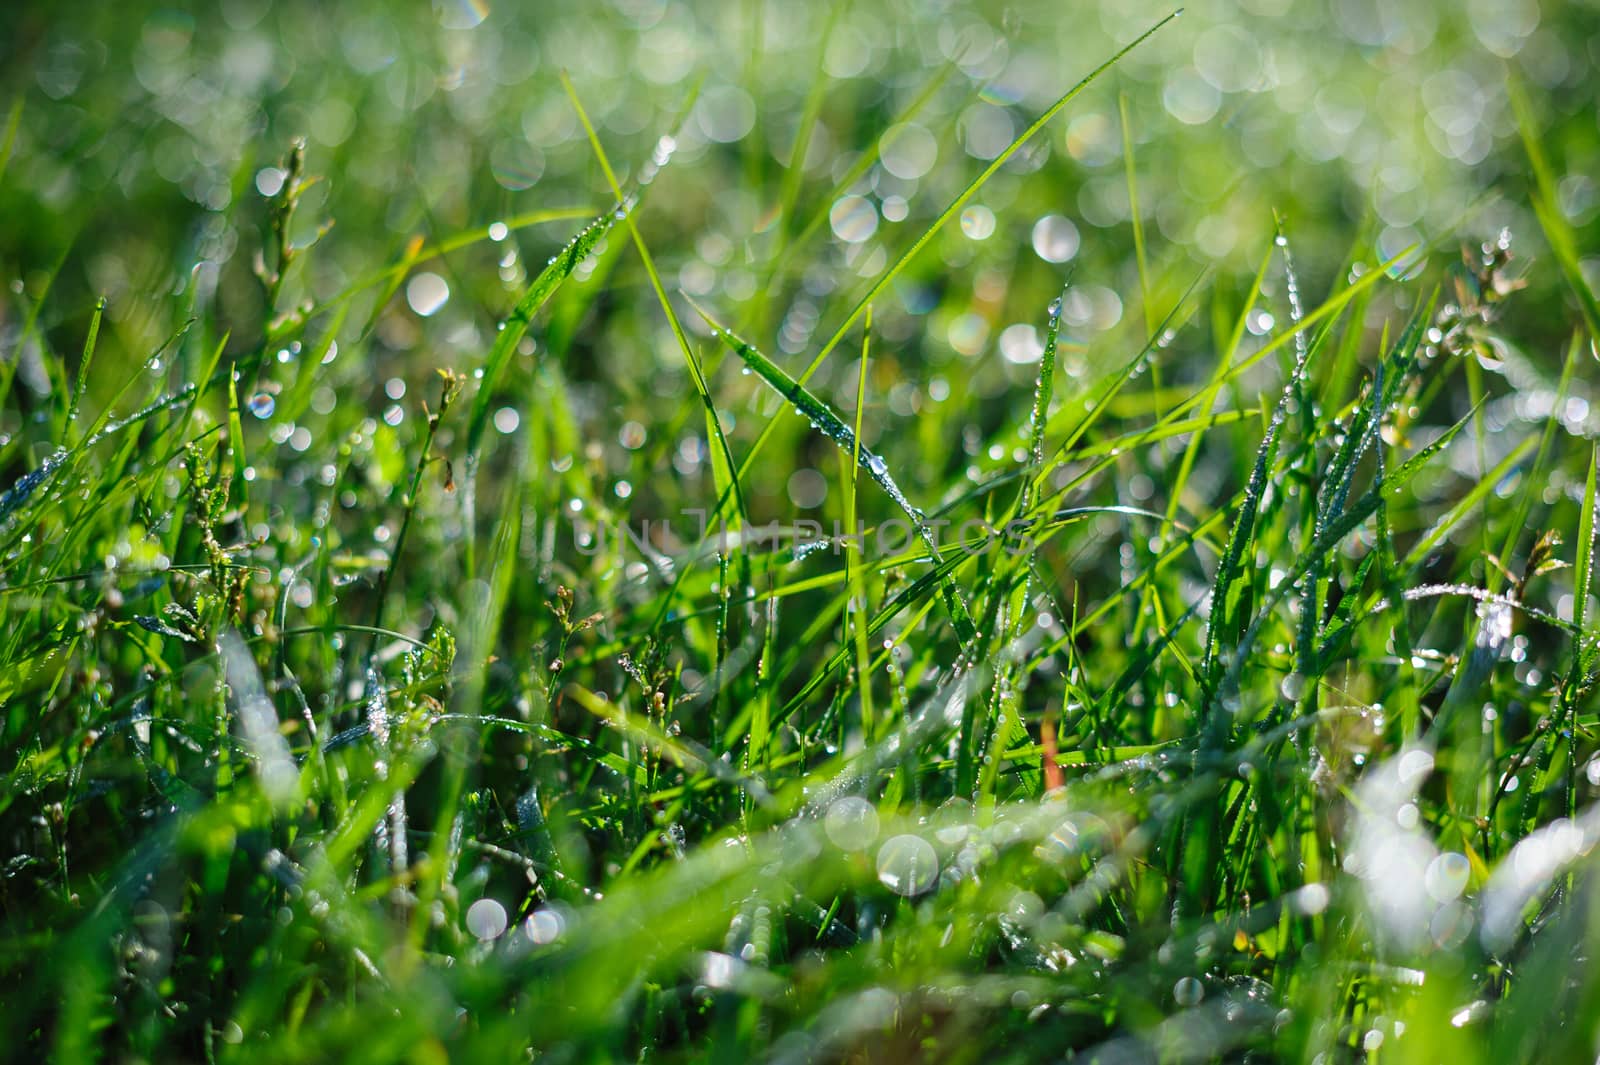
[687,298,978,646]
[1119,91,1154,338]
[1508,73,1600,340]
[844,305,876,743]
[463,208,629,472]
[63,297,104,445]
[1575,445,1598,664]
[0,97,20,188]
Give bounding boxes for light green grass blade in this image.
[844,306,876,743]
[1120,91,1154,337]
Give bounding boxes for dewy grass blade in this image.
[463,206,629,469]
[560,71,759,693]
[1197,233,1324,711]
[687,299,978,646]
[63,297,104,445]
[1022,284,1068,513]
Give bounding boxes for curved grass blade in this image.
[1019,283,1068,517]
[63,297,104,444]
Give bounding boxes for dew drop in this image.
[466,897,508,940]
[876,834,938,896]
[406,272,450,317]
[825,797,880,852]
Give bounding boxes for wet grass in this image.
[4,3,1600,1062]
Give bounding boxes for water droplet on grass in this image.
[792,539,831,562]
[1032,215,1080,263]
[876,834,938,896]
[466,897,508,940]
[248,393,275,419]
[879,122,938,180]
[825,797,879,852]
[829,196,879,243]
[525,907,564,944]
[406,272,450,316]
[1424,852,1470,903]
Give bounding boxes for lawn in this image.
[3,1,1600,1061]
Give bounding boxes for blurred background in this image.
[1,0,1598,589]
[4,1,1597,363]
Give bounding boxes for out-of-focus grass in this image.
[3,1,1600,1062]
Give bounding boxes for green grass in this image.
[4,1,1600,1061]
